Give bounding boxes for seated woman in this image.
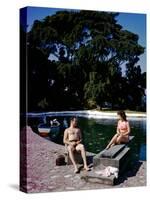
[106,111,130,149]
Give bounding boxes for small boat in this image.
[38,118,60,138]
[38,123,51,137]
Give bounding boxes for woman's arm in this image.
[116,121,120,135]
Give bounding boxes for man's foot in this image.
[74,168,79,174]
[83,166,91,171]
[74,166,79,174]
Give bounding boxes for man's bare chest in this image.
[68,129,79,136]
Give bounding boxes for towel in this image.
[95,166,119,178]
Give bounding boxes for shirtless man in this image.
[63,117,90,173]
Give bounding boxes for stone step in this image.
[99,135,134,159]
[100,144,126,158]
[100,136,134,158]
[65,151,83,165]
[93,147,130,170]
[65,151,95,165]
[127,136,135,148]
[81,171,116,185]
[128,135,134,141]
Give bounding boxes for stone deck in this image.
[20,126,146,193]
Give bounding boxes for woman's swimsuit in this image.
[118,120,129,139]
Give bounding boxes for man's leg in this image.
[67,145,78,173]
[76,144,90,171]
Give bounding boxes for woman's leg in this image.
[116,135,129,144]
[106,134,119,149]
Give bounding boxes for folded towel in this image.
[95,166,119,178]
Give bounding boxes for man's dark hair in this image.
[70,116,78,122]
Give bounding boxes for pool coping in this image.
[26,110,146,119]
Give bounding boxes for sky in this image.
[25,6,146,73]
[116,13,146,73]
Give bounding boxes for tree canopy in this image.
[22,10,146,111]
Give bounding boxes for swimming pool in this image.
[77,117,146,161]
[27,116,146,161]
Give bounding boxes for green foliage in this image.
[38,98,48,110]
[24,10,146,111]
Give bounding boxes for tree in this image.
[26,10,145,111]
[125,58,146,110]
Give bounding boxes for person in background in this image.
[106,111,130,149]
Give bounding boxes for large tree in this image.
[26,10,145,111]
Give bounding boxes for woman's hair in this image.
[117,110,127,121]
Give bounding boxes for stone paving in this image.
[20,126,146,193]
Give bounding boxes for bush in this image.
[86,99,97,109]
